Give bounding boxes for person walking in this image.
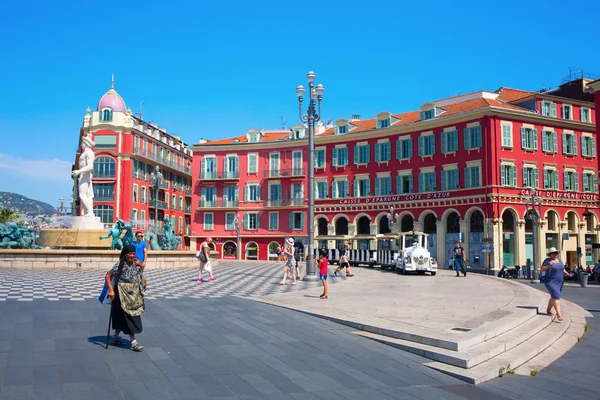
[333,242,354,277]
[279,238,297,286]
[319,249,329,299]
[197,237,218,282]
[132,231,148,289]
[541,247,573,321]
[453,242,466,277]
[105,244,145,351]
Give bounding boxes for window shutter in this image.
[418,136,423,157]
[257,213,261,230]
[552,103,556,117]
[544,170,549,188]
[375,143,381,162]
[366,178,371,196]
[542,132,548,152]
[464,128,470,149]
[375,177,380,196]
[234,157,239,172]
[332,148,338,167]
[476,126,482,147]
[521,127,526,149]
[324,182,328,198]
[511,166,517,187]
[201,158,206,176]
[564,171,568,190]
[562,133,568,154]
[396,176,400,194]
[418,173,424,192]
[533,169,539,188]
[441,170,447,190]
[407,138,413,158]
[553,170,558,190]
[354,145,359,164]
[553,131,558,153]
[465,167,471,188]
[575,172,579,191]
[376,120,381,129]
[300,212,305,230]
[396,139,401,160]
[572,135,578,156]
[243,213,249,230]
[592,138,597,157]
[581,136,587,156]
[366,145,371,163]
[332,181,338,198]
[584,174,589,192]
[353,179,358,197]
[533,129,538,150]
[408,174,413,192]
[441,132,447,153]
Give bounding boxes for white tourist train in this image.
[393,231,437,276]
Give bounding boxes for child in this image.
[319,249,329,299]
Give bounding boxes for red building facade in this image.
[191,77,599,269]
[74,82,194,248]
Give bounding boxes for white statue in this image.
[72,133,96,217]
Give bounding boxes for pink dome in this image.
[97,83,126,113]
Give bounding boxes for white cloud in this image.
[0,153,73,182]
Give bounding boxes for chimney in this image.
[351,114,361,121]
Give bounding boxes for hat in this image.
[286,238,294,245]
[547,247,559,256]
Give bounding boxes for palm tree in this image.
[0,209,17,223]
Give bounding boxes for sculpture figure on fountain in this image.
[72,132,96,217]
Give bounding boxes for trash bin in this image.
[580,272,589,288]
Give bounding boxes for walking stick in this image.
[105,309,112,349]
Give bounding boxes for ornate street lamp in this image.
[523,189,542,283]
[150,166,164,230]
[387,206,402,234]
[296,71,324,281]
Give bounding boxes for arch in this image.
[584,212,597,232]
[93,205,113,224]
[545,209,560,231]
[379,215,391,234]
[93,156,116,178]
[101,108,113,122]
[314,214,329,222]
[566,211,579,232]
[374,211,390,225]
[422,212,437,234]
[464,206,485,222]
[267,241,280,261]
[501,208,518,232]
[222,240,238,259]
[469,210,484,233]
[441,208,461,222]
[401,215,414,232]
[331,213,350,226]
[357,216,371,235]
[245,241,259,260]
[353,212,372,226]
[446,212,461,234]
[418,210,438,223]
[317,217,328,236]
[335,216,349,236]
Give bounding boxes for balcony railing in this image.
[185,188,192,196]
[200,171,240,180]
[197,200,218,208]
[133,147,192,175]
[156,200,169,210]
[158,182,169,190]
[221,200,239,208]
[93,195,114,202]
[93,172,116,179]
[185,206,191,214]
[185,226,191,236]
[263,168,306,178]
[263,198,305,207]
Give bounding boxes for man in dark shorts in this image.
[334,242,354,277]
[453,242,466,277]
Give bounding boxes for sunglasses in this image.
[136,235,144,238]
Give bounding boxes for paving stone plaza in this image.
[0,261,598,400]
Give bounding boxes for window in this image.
[501,165,517,187]
[93,156,116,178]
[223,186,238,206]
[141,210,146,222]
[93,183,114,201]
[315,148,326,168]
[269,153,280,174]
[289,212,304,230]
[248,133,259,143]
[315,181,329,199]
[562,133,578,156]
[564,170,579,191]
[377,118,390,129]
[93,205,114,224]
[581,108,591,123]
[335,125,348,134]
[501,123,513,147]
[396,138,413,160]
[247,153,258,174]
[522,166,539,188]
[204,213,214,230]
[131,209,138,222]
[465,166,480,188]
[291,183,303,201]
[172,194,177,209]
[520,127,538,151]
[225,212,235,230]
[133,184,138,202]
[292,151,303,175]
[375,176,392,196]
[542,130,558,153]
[581,136,596,158]
[418,135,435,156]
[420,109,434,120]
[464,125,482,149]
[562,104,572,120]
[396,174,413,194]
[332,179,349,198]
[201,156,216,179]
[244,213,260,230]
[224,155,239,178]
[332,146,348,167]
[418,171,436,192]
[245,184,261,201]
[441,130,459,153]
[354,144,370,164]
[141,187,147,204]
[269,212,279,230]
[583,172,597,193]
[268,183,282,205]
[354,177,370,197]
[541,101,556,117]
[100,109,113,122]
[441,168,459,190]
[201,187,216,207]
[543,169,559,190]
[375,142,391,163]
[95,135,117,148]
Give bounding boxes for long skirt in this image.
[111,283,143,334]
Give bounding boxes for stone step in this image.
[356,312,553,369]
[425,310,571,384]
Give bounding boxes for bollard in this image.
[580,272,589,288]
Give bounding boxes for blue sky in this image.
[1,0,598,207]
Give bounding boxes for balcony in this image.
[263,168,306,179]
[158,182,169,190]
[264,198,305,207]
[197,200,218,208]
[200,171,240,180]
[185,188,192,196]
[94,195,114,202]
[221,200,239,208]
[185,205,191,214]
[185,226,191,236]
[133,147,192,175]
[93,172,116,179]
[156,200,169,210]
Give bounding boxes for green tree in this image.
[0,209,17,223]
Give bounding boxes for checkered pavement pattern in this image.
[0,261,340,302]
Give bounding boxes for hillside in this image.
[0,192,57,215]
